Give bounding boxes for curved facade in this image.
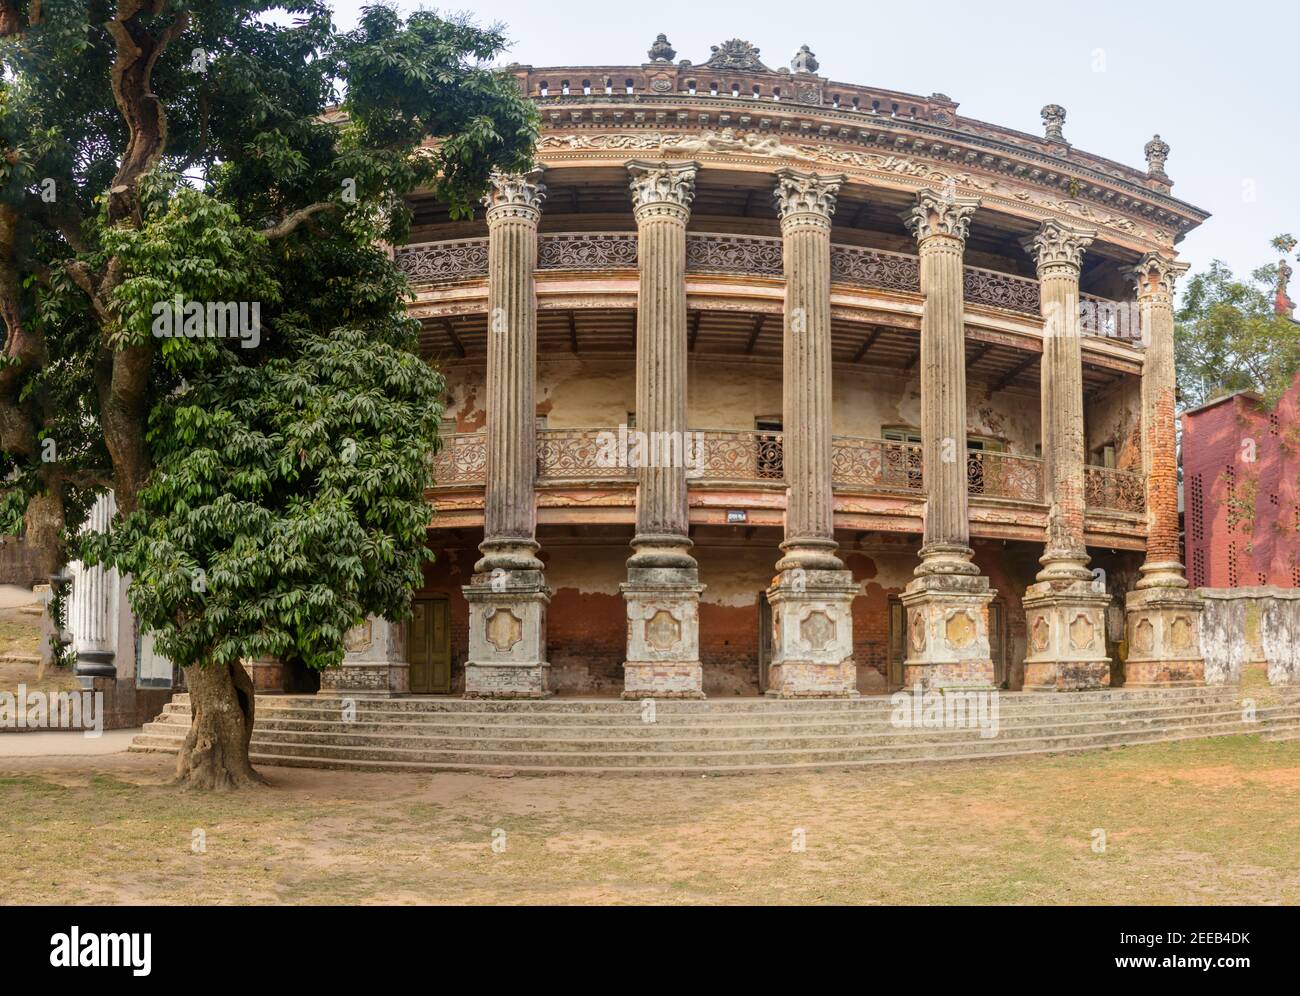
[393,36,1209,699]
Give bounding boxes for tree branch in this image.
[260,202,336,240]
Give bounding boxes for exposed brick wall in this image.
[1182,375,1300,588]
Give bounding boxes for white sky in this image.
[327,0,1300,286]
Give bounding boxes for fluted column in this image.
[897,189,997,690]
[627,160,696,570]
[479,169,545,573]
[764,168,858,698]
[462,169,551,699]
[775,168,844,572]
[906,190,981,575]
[620,160,705,699]
[1124,253,1204,686]
[1019,219,1111,690]
[71,492,118,678]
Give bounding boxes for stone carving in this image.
[1031,615,1050,652]
[626,159,698,213]
[344,620,373,653]
[945,610,976,649]
[1170,615,1193,651]
[645,609,682,650]
[660,128,804,159]
[903,188,980,243]
[1144,134,1170,180]
[1132,617,1155,654]
[485,608,524,653]
[647,33,675,62]
[1069,613,1096,651]
[1040,104,1067,142]
[794,81,823,105]
[791,44,819,74]
[801,610,835,652]
[1025,218,1095,271]
[773,167,844,221]
[701,38,768,71]
[1130,252,1189,299]
[910,611,927,652]
[483,168,546,219]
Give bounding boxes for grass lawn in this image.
[2,735,1298,905]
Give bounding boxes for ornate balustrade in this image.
[430,432,489,486]
[397,233,1125,323]
[831,436,923,492]
[1084,465,1146,514]
[967,450,1044,502]
[430,428,1064,505]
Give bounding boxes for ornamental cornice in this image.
[626,159,699,216]
[773,167,843,223]
[903,188,980,244]
[1130,252,1189,299]
[1023,219,1096,273]
[483,168,546,221]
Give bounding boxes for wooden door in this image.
[757,592,773,693]
[989,602,1006,688]
[409,597,451,694]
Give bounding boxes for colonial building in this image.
[376,36,1213,698]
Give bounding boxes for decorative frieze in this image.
[539,233,638,271]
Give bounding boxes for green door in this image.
[409,597,451,693]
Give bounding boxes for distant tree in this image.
[2,2,537,788]
[1175,243,1300,410]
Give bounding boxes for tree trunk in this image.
[176,659,267,790]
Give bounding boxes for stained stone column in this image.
[1124,253,1204,685]
[764,168,858,697]
[898,189,997,690]
[620,160,705,699]
[1020,220,1111,690]
[70,492,118,679]
[462,169,551,698]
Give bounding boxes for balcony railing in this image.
[398,233,1134,323]
[432,429,1058,506]
[1084,465,1146,514]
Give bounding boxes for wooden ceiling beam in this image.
[992,353,1038,391]
[852,326,884,363]
[745,314,764,354]
[440,319,466,358]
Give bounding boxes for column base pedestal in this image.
[1021,579,1112,691]
[899,571,997,691]
[621,567,705,699]
[765,569,858,698]
[318,617,410,697]
[463,569,551,699]
[1123,585,1205,687]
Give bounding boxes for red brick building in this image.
[1182,374,1300,589]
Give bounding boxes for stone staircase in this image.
[130,686,1300,775]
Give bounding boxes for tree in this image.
[1,2,537,787]
[1175,241,1300,410]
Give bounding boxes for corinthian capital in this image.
[1131,252,1189,299]
[627,160,698,221]
[1023,219,1096,273]
[773,168,844,227]
[483,168,546,223]
[903,188,980,244]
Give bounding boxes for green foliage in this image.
[4,2,536,672]
[1175,257,1300,410]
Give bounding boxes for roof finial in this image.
[1144,133,1171,181]
[791,44,818,74]
[647,33,675,62]
[1040,104,1066,143]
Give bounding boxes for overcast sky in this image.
[328,0,1299,288]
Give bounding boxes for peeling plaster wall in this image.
[1085,376,1142,471]
[440,356,1041,450]
[1199,588,1300,685]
